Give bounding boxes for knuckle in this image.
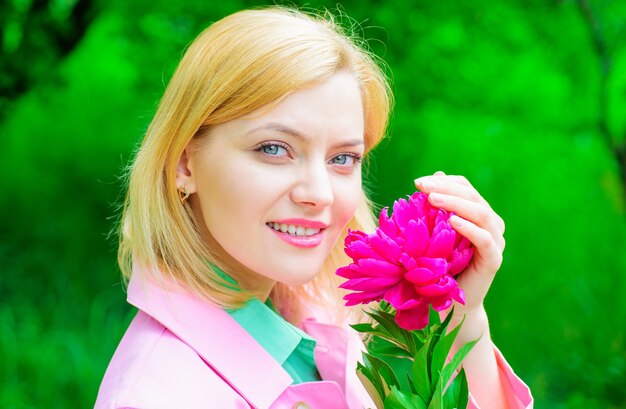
[493,252,503,269]
[458,175,471,186]
[476,229,492,248]
[469,190,482,202]
[477,206,491,224]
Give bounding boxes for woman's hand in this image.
[414,171,510,409]
[414,170,506,329]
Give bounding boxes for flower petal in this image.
[345,239,379,261]
[414,276,458,298]
[339,276,399,292]
[452,287,466,305]
[378,207,398,239]
[447,247,474,276]
[357,258,405,278]
[343,290,386,306]
[335,265,361,279]
[429,296,453,311]
[394,301,430,330]
[425,227,455,258]
[383,281,421,310]
[345,229,368,246]
[403,218,430,257]
[370,230,403,263]
[416,257,448,276]
[400,254,418,271]
[405,267,442,286]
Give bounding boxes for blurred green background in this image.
[1,0,625,407]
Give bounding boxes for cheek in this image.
[198,168,261,222]
[334,176,363,226]
[197,160,282,228]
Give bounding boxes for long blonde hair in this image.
[117,6,393,325]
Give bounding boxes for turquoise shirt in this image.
[212,264,321,384]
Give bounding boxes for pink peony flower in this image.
[336,191,474,330]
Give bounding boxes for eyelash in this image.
[256,141,363,166]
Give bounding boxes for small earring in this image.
[178,185,190,203]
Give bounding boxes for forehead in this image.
[236,72,365,142]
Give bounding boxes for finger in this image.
[433,173,471,187]
[449,215,504,273]
[428,192,505,250]
[414,176,505,235]
[415,176,489,207]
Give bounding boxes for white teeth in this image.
[267,222,321,237]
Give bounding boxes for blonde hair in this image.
[117,6,393,326]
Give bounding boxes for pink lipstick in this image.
[269,228,325,248]
[266,218,328,248]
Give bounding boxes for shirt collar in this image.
[228,296,317,366]
[208,262,317,365]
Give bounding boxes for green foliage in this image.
[353,306,477,408]
[1,0,626,407]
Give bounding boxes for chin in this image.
[280,271,320,286]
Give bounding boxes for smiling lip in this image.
[268,227,325,248]
[269,218,328,229]
[267,218,328,248]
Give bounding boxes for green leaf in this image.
[360,354,387,400]
[430,310,463,388]
[440,338,480,388]
[457,368,469,409]
[367,309,405,337]
[367,335,414,391]
[370,343,414,359]
[411,340,432,399]
[384,385,428,409]
[407,372,418,395]
[379,300,391,312]
[364,352,401,391]
[429,305,442,326]
[427,374,444,409]
[442,367,461,408]
[357,368,385,409]
[368,330,413,353]
[438,307,455,334]
[351,323,375,333]
[411,331,427,351]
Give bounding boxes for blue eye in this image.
[258,142,289,157]
[331,153,362,166]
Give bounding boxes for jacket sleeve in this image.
[467,344,533,409]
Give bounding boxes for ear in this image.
[176,142,198,194]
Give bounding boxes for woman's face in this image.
[179,71,365,297]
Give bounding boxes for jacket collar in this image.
[127,267,352,407]
[127,269,293,409]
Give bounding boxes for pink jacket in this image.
[95,270,533,408]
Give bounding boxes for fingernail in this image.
[421,180,436,190]
[430,192,444,204]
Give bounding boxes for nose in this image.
[290,161,334,208]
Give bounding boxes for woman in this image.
[95,6,533,409]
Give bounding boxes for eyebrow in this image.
[245,123,364,149]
